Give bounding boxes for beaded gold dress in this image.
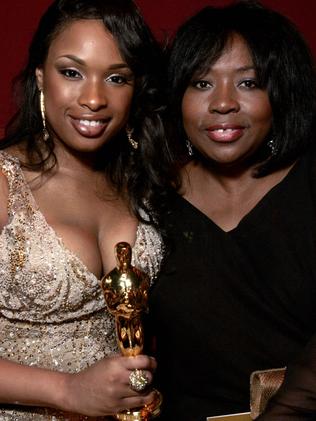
[0,151,164,420]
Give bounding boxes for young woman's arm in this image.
[0,354,156,416]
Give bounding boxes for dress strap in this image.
[0,151,36,219]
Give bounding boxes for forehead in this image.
[47,19,124,63]
[192,33,255,79]
[212,34,254,70]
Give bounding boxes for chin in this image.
[199,148,251,169]
[74,138,108,151]
[205,151,243,165]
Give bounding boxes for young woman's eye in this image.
[106,74,128,85]
[60,69,81,79]
[192,80,212,90]
[239,79,258,89]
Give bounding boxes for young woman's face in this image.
[181,34,272,168]
[36,19,134,154]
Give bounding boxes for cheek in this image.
[114,90,134,117]
[182,110,203,137]
[182,92,207,129]
[256,106,273,138]
[181,91,194,121]
[248,96,272,125]
[258,105,272,125]
[182,95,199,131]
[45,80,75,114]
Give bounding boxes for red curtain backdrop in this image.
[1,0,316,134]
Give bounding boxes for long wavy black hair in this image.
[167,0,316,177]
[2,0,170,225]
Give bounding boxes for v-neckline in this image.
[2,150,141,283]
[176,158,302,235]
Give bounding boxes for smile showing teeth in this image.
[79,119,104,127]
[71,117,109,138]
[213,128,235,133]
[206,126,244,142]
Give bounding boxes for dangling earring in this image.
[267,138,277,156]
[39,90,49,142]
[126,127,138,150]
[186,139,193,156]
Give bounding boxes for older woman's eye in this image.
[60,69,82,79]
[192,80,212,90]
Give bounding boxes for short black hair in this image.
[3,0,170,224]
[168,0,316,175]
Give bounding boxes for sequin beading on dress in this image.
[0,151,164,420]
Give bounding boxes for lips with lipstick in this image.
[71,117,110,138]
[206,125,245,142]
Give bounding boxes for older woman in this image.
[148,1,316,420]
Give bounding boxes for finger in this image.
[125,355,157,371]
[120,390,157,410]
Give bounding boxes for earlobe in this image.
[35,68,44,90]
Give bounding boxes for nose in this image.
[208,84,240,114]
[78,79,107,111]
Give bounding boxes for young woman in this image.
[148,2,316,420]
[0,0,168,419]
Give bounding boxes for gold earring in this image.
[126,127,138,150]
[40,90,49,142]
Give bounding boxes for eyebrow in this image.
[236,65,256,73]
[195,64,256,78]
[58,55,131,70]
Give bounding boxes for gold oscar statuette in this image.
[101,242,162,421]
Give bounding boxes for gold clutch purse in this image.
[206,367,286,420]
[250,367,286,419]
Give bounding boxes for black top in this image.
[148,150,316,421]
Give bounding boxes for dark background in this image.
[1,0,315,135]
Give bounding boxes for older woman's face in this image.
[35,19,134,154]
[182,34,272,167]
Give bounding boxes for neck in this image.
[185,158,258,194]
[53,141,105,179]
